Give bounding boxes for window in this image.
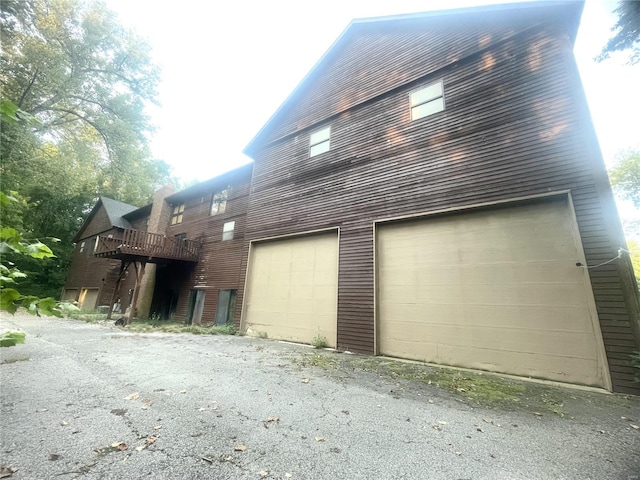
[222,221,235,241]
[210,189,228,216]
[79,241,85,253]
[309,126,331,157]
[410,80,444,121]
[170,203,184,225]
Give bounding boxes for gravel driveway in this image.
[1,314,639,480]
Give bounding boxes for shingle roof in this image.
[100,197,137,229]
[72,196,139,242]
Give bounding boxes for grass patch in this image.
[125,321,237,336]
[290,352,339,370]
[69,312,109,323]
[311,333,328,349]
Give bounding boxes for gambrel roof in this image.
[243,1,583,157]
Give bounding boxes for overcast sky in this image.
[104,0,639,186]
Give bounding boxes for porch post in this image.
[126,261,146,325]
[107,261,129,320]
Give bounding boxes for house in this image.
[62,163,252,325]
[238,1,640,394]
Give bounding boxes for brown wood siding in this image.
[242,23,639,393]
[264,7,575,144]
[161,172,252,324]
[64,226,137,312]
[80,206,115,239]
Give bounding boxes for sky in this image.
[104,0,640,187]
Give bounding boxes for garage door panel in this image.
[244,233,338,347]
[377,198,608,387]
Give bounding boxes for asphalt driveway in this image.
[1,314,639,480]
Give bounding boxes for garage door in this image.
[79,288,99,311]
[243,232,338,347]
[376,198,609,388]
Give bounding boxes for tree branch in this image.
[18,68,39,108]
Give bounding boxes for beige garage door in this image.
[243,232,338,347]
[79,288,99,311]
[61,289,78,302]
[377,198,609,388]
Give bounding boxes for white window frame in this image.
[410,80,445,121]
[222,221,235,241]
[210,188,229,216]
[309,126,331,157]
[170,203,185,225]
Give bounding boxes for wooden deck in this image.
[94,228,199,263]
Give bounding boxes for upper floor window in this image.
[79,241,85,253]
[222,221,235,241]
[309,126,331,157]
[170,204,184,225]
[410,80,444,121]
[210,189,228,216]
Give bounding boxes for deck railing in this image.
[94,229,200,261]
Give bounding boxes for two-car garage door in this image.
[377,198,609,388]
[243,232,338,347]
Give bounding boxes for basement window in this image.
[222,221,235,241]
[309,126,331,157]
[210,189,228,216]
[170,203,184,225]
[410,80,444,121]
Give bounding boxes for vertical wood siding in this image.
[242,18,640,393]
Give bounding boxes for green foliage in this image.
[609,149,640,208]
[597,1,640,64]
[0,331,26,348]
[0,0,175,297]
[631,352,640,382]
[0,191,79,317]
[312,332,329,349]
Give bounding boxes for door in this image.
[215,289,237,325]
[243,232,338,347]
[376,197,609,388]
[186,289,205,325]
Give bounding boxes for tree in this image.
[0,0,173,298]
[609,149,640,208]
[597,1,640,64]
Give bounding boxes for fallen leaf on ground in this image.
[124,392,140,401]
[0,465,17,478]
[179,389,187,394]
[455,451,462,456]
[428,399,434,404]
[234,444,246,452]
[342,410,349,415]
[301,378,310,384]
[630,424,639,430]
[438,421,447,425]
[154,425,162,430]
[483,418,493,424]
[259,471,268,477]
[142,398,152,404]
[135,445,146,452]
[314,436,325,442]
[266,417,280,423]
[533,412,543,417]
[201,457,213,463]
[60,420,68,426]
[146,436,157,445]
[285,474,292,478]
[477,428,484,432]
[111,442,128,451]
